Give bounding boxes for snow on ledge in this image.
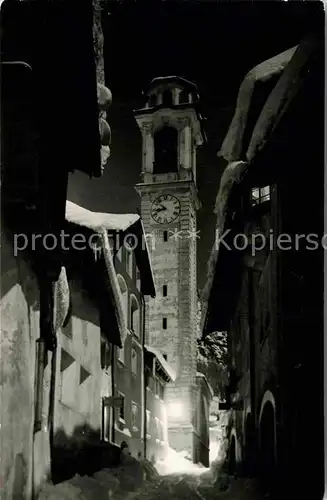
[144,345,177,382]
[66,200,140,232]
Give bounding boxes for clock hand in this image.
[154,206,166,213]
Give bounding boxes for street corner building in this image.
[61,202,156,462]
[202,28,324,499]
[0,1,112,498]
[64,201,179,466]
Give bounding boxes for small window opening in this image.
[163,318,167,330]
[162,90,172,107]
[251,186,271,206]
[163,285,167,297]
[149,93,157,107]
[163,231,168,242]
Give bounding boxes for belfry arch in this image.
[153,126,178,174]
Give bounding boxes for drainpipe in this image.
[38,275,57,486]
[141,295,147,459]
[111,343,115,445]
[248,268,256,418]
[247,266,256,477]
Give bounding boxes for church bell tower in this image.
[134,76,205,455]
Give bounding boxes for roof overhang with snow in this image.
[65,201,156,298]
[144,345,177,383]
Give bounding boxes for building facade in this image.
[110,240,147,457]
[144,345,176,463]
[0,2,112,497]
[202,32,324,498]
[134,76,206,457]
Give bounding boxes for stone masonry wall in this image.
[139,184,198,455]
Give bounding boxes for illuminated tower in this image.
[134,76,205,455]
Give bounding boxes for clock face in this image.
[151,194,181,224]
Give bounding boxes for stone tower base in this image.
[168,424,194,458]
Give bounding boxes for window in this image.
[81,322,88,347]
[146,410,151,435]
[101,338,111,370]
[102,398,111,442]
[155,377,163,398]
[131,402,138,431]
[160,421,165,442]
[179,89,189,104]
[163,317,167,330]
[126,243,134,280]
[149,93,157,107]
[163,285,167,297]
[117,342,124,364]
[162,90,172,107]
[154,126,178,174]
[136,267,141,291]
[117,274,128,325]
[251,186,270,206]
[163,231,168,242]
[116,246,122,262]
[117,393,125,422]
[130,295,140,337]
[131,347,138,375]
[61,315,73,339]
[159,382,165,400]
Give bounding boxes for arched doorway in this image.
[259,400,276,493]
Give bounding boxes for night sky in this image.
[67,1,323,290]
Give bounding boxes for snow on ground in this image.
[38,436,265,500]
[156,447,206,477]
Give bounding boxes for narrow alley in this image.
[1,2,324,500]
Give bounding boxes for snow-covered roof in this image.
[65,200,140,232]
[219,46,297,163]
[202,36,318,337]
[65,201,156,299]
[144,345,177,382]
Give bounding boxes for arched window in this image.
[153,126,178,174]
[126,244,134,279]
[117,275,128,363]
[130,295,140,337]
[162,90,172,107]
[149,93,157,107]
[117,275,128,322]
